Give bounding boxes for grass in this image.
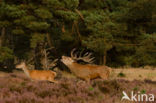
[111,68,156,81]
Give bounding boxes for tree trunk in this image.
[46,33,53,48]
[40,48,49,70]
[99,54,103,65]
[74,21,82,45]
[103,51,107,65]
[34,43,43,70]
[0,27,5,47]
[46,33,58,57]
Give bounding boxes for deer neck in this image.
[22,65,30,77]
[66,62,80,73]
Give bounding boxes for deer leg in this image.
[99,73,108,80]
[52,80,58,83]
[48,77,58,83]
[84,77,90,83]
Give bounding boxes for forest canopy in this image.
[0,0,156,71]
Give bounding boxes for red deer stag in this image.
[61,49,112,82]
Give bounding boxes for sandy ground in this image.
[111,68,156,81]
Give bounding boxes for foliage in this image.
[0,47,14,62]
[0,0,156,69]
[117,72,126,77]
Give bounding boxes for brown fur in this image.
[16,62,58,83]
[61,56,112,82]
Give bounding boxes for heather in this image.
[0,72,155,103]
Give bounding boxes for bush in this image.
[117,72,126,77]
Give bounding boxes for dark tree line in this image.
[0,0,156,71]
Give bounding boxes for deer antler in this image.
[80,52,95,63]
[70,48,78,60]
[70,48,95,64]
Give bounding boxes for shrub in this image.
[117,72,126,77]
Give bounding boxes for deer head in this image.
[16,61,26,69]
[61,48,95,65]
[61,56,75,65]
